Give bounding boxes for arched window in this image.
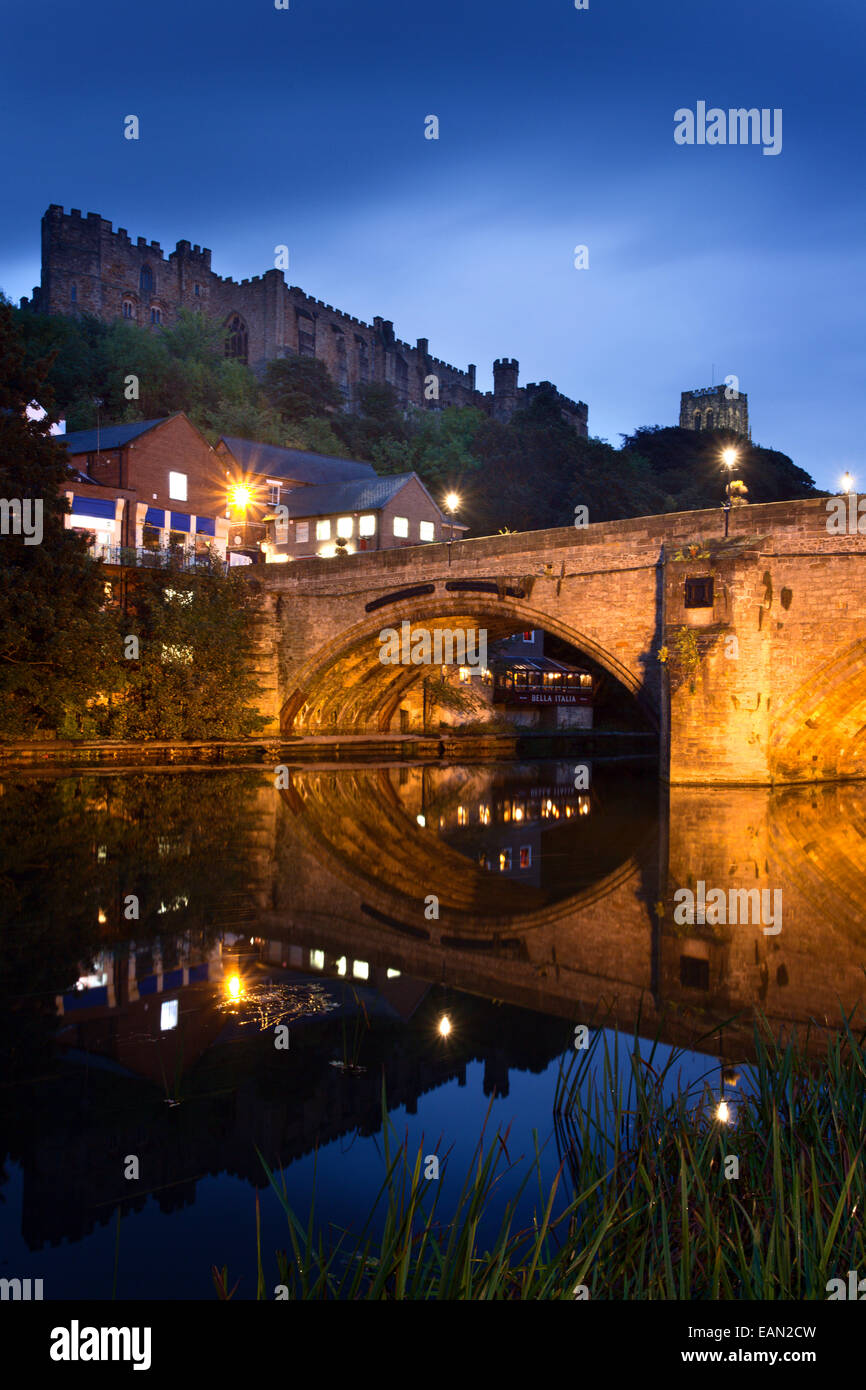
[122,298,135,319]
[705,409,714,430]
[140,264,153,295]
[693,411,702,431]
[224,313,249,364]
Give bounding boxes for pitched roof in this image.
[220,436,376,485]
[60,419,168,455]
[280,473,418,518]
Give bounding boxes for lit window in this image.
[393,516,409,537]
[499,849,512,872]
[316,519,331,540]
[386,968,401,979]
[169,471,187,501]
[523,631,533,642]
[479,804,490,826]
[336,956,347,977]
[519,846,532,869]
[296,522,309,543]
[419,520,435,542]
[160,999,179,1031]
[359,514,376,536]
[458,666,471,683]
[457,805,467,826]
[352,960,369,980]
[337,516,353,538]
[310,950,324,970]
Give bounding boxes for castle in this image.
[679,383,750,438]
[22,205,588,432]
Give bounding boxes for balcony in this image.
[91,545,230,574]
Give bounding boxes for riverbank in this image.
[0,729,657,770]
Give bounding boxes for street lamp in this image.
[444,491,461,566]
[721,447,738,537]
[841,471,854,495]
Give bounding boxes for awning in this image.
[170,512,191,533]
[145,507,165,527]
[195,516,216,537]
[71,496,116,521]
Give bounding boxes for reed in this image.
[216,1014,866,1299]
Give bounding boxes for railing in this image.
[91,545,230,574]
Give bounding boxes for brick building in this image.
[23,205,588,431]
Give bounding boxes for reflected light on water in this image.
[226,974,241,1000]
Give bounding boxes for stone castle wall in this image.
[26,205,588,431]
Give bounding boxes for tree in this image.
[263,356,343,423]
[0,303,121,736]
[109,555,268,740]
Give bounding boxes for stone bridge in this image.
[245,497,866,784]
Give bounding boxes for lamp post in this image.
[444,491,460,566]
[721,447,738,537]
[841,471,854,495]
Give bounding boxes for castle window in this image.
[122,298,134,319]
[357,339,370,382]
[684,577,713,609]
[705,409,714,430]
[224,313,249,364]
[693,411,702,431]
[150,306,161,324]
[140,265,153,295]
[297,311,315,357]
[70,283,77,304]
[194,283,201,296]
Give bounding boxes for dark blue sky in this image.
[2,0,863,489]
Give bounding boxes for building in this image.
[259,471,467,561]
[679,384,750,438]
[23,205,588,431]
[60,414,233,564]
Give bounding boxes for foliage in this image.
[242,1017,866,1299]
[263,356,344,423]
[0,303,120,736]
[621,425,822,510]
[107,555,268,740]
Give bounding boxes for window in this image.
[70,283,77,304]
[316,519,331,540]
[122,298,134,319]
[419,520,435,542]
[680,956,710,989]
[267,482,281,506]
[523,631,533,642]
[337,516,353,538]
[499,848,512,872]
[359,514,376,536]
[296,522,309,543]
[393,516,409,538]
[142,523,160,551]
[224,313,248,363]
[140,265,153,295]
[194,282,201,297]
[705,410,714,430]
[297,310,315,356]
[693,411,702,431]
[150,306,161,324]
[684,577,714,609]
[169,471,187,501]
[519,846,532,869]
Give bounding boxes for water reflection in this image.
[2,760,866,1287]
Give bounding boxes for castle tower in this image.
[680,383,750,438]
[492,358,519,422]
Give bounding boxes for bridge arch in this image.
[278,594,658,735]
[769,637,866,782]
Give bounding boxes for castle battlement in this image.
[26,205,588,435]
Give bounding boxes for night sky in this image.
[1,0,862,489]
